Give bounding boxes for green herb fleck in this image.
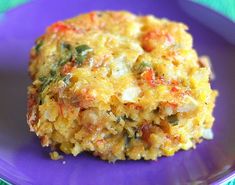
[116,116,121,123]
[122,115,136,122]
[140,61,151,68]
[167,114,179,126]
[59,42,73,66]
[58,58,68,66]
[40,77,53,92]
[138,61,151,73]
[75,44,93,65]
[61,42,71,50]
[38,43,93,93]
[39,76,47,82]
[124,134,131,146]
[50,69,57,76]
[35,40,43,54]
[75,55,86,65]
[62,74,72,85]
[75,44,93,55]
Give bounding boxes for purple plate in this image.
[0,0,234,184]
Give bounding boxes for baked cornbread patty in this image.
[27,11,218,161]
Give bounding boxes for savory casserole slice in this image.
[27,11,217,161]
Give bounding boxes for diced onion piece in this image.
[111,55,129,78]
[181,140,193,150]
[178,95,198,113]
[202,128,214,140]
[121,86,141,102]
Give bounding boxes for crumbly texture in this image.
[27,11,218,162]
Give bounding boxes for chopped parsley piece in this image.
[59,43,93,66]
[122,115,136,122]
[116,116,121,123]
[116,115,136,123]
[38,43,93,92]
[61,42,71,50]
[58,42,73,66]
[39,76,53,91]
[124,134,131,146]
[140,61,151,68]
[50,68,57,76]
[35,40,43,54]
[58,58,68,66]
[137,61,151,73]
[167,114,179,126]
[75,44,93,65]
[75,44,93,55]
[62,74,72,85]
[39,76,47,82]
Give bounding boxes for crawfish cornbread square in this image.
[27,11,217,162]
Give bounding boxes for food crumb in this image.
[50,151,63,160]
